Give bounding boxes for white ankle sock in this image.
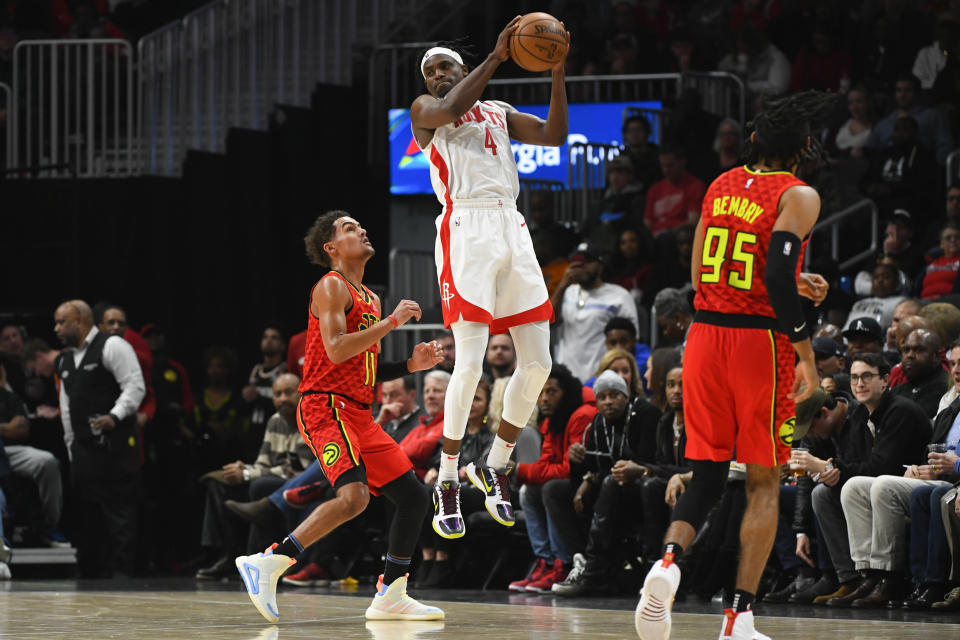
[486,436,515,471]
[438,453,459,483]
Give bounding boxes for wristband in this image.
[242,467,251,482]
[388,314,399,328]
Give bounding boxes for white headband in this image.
[421,47,464,79]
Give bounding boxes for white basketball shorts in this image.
[434,198,553,334]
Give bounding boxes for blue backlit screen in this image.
[388,101,662,195]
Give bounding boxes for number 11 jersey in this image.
[419,100,519,208]
[693,166,807,319]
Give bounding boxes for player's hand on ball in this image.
[493,15,522,61]
[408,340,444,372]
[798,272,829,306]
[391,299,422,326]
[552,22,569,71]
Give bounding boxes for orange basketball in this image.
[509,12,569,72]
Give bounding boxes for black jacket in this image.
[891,367,950,420]
[570,395,661,481]
[835,391,931,488]
[930,394,960,444]
[647,407,690,479]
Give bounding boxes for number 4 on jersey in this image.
[484,127,497,155]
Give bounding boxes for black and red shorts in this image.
[297,392,412,495]
[682,315,796,467]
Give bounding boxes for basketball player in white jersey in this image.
[409,16,569,539]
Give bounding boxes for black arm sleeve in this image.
[765,230,809,342]
[375,359,410,382]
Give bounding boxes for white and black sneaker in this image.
[431,480,465,539]
[465,455,515,527]
[552,553,588,597]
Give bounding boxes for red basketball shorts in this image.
[296,392,412,495]
[682,322,796,467]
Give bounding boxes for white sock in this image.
[438,453,459,483]
[486,436,515,471]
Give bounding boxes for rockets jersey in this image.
[299,271,380,405]
[694,166,808,319]
[418,99,519,208]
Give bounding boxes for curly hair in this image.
[304,210,349,267]
[545,364,585,436]
[745,90,838,167]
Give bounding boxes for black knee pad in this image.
[671,459,729,533]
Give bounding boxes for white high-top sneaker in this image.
[718,609,771,640]
[635,558,681,640]
[235,546,296,623]
[364,574,445,621]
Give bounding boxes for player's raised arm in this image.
[313,278,421,364]
[767,183,821,400]
[505,34,569,147]
[410,16,521,133]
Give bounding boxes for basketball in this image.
[509,12,569,72]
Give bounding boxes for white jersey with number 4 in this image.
[418,100,519,207]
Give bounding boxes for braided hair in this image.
[744,91,838,168]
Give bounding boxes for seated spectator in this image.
[376,376,425,444]
[620,114,662,190]
[401,370,448,480]
[919,302,960,350]
[842,317,885,361]
[813,337,849,395]
[844,260,907,333]
[582,155,646,254]
[718,24,791,109]
[0,355,68,547]
[0,324,25,395]
[526,190,577,255]
[20,339,68,464]
[552,242,639,383]
[533,225,573,299]
[435,332,455,374]
[862,116,939,220]
[920,223,960,300]
[653,288,693,350]
[643,145,706,237]
[785,389,846,604]
[583,318,650,389]
[664,88,722,165]
[240,325,288,458]
[829,86,873,159]
[887,313,928,387]
[641,226,695,309]
[286,330,307,379]
[193,346,248,469]
[485,334,516,381]
[870,73,954,164]
[880,210,926,281]
[509,365,596,593]
[710,118,743,180]
[643,347,683,412]
[884,298,923,364]
[791,27,851,93]
[196,373,312,580]
[897,339,960,609]
[605,228,656,304]
[417,378,493,587]
[912,14,960,99]
[552,370,661,596]
[891,328,949,418]
[804,353,930,607]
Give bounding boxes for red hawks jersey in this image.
[299,271,380,405]
[694,166,808,319]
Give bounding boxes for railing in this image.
[11,39,134,178]
[140,0,365,175]
[519,178,572,228]
[0,82,10,169]
[388,247,439,314]
[568,141,621,227]
[803,199,878,273]
[948,148,960,188]
[682,71,746,133]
